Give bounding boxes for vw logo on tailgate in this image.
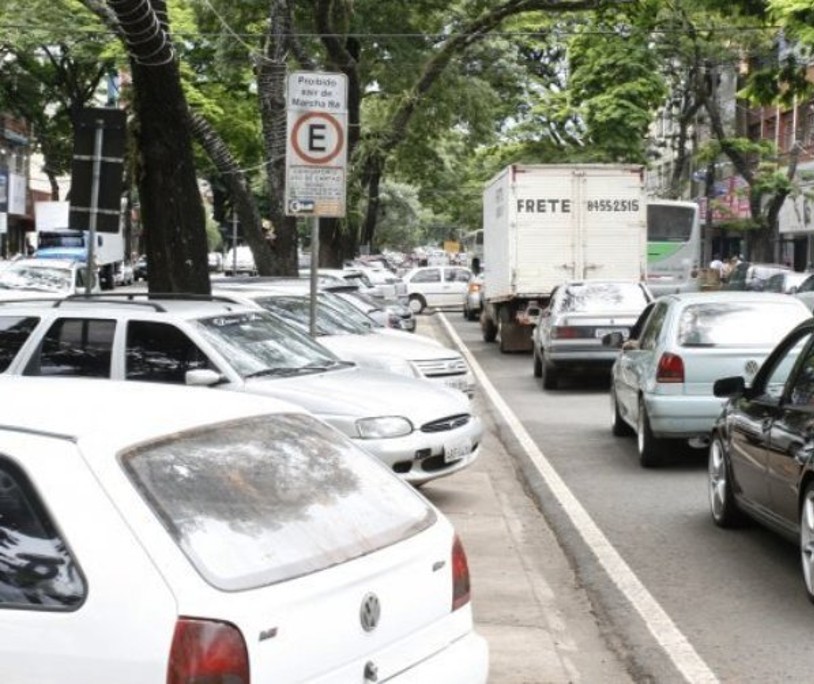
[360,593,381,632]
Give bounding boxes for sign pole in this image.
[310,216,319,337]
[85,118,104,294]
[285,71,348,338]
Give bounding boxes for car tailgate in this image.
[678,345,775,394]
[177,521,478,682]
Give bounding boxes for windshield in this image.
[646,204,695,241]
[252,294,372,335]
[0,264,74,292]
[194,310,344,377]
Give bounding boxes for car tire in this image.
[801,483,814,603]
[637,399,664,467]
[533,347,543,378]
[610,388,633,436]
[408,295,426,314]
[708,434,747,528]
[541,353,558,390]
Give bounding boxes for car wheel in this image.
[801,483,814,602]
[408,295,426,314]
[708,434,746,527]
[637,399,663,467]
[541,352,558,390]
[610,388,633,437]
[533,347,542,378]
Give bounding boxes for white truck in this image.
[33,201,126,290]
[480,164,647,352]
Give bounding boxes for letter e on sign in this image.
[290,112,344,165]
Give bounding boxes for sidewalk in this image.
[415,314,633,684]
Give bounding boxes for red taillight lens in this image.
[167,618,249,684]
[451,534,471,611]
[656,352,684,383]
[551,326,592,339]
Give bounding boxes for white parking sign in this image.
[285,72,348,218]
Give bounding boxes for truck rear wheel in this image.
[481,313,498,342]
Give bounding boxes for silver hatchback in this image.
[608,291,812,467]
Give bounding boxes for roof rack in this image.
[0,296,65,307]
[57,292,246,313]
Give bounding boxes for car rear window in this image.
[677,301,808,347]
[122,414,435,591]
[560,283,649,313]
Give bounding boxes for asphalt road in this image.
[431,310,814,684]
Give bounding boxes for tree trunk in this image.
[107,0,209,293]
[257,0,299,276]
[188,112,275,275]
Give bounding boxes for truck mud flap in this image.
[499,321,533,353]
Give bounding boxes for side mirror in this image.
[186,369,224,387]
[713,375,745,398]
[601,331,626,348]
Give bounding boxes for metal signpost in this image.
[285,71,348,336]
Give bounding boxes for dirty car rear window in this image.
[122,413,434,591]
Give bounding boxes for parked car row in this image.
[0,286,491,680]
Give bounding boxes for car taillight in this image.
[451,534,471,611]
[167,618,249,684]
[656,352,684,383]
[551,326,591,339]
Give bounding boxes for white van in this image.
[224,245,256,275]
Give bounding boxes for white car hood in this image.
[240,364,469,421]
[320,332,454,362]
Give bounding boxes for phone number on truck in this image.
[586,199,640,212]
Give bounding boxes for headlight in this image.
[359,355,421,379]
[356,416,413,439]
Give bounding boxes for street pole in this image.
[231,212,238,275]
[85,119,104,294]
[309,216,319,337]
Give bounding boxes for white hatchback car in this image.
[0,295,480,485]
[402,265,473,313]
[0,376,489,682]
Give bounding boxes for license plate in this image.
[444,376,470,392]
[595,327,628,339]
[444,437,472,463]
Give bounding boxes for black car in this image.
[710,317,814,601]
[724,261,791,291]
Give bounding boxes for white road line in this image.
[437,312,719,684]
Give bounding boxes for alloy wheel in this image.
[801,489,814,600]
[708,439,727,522]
